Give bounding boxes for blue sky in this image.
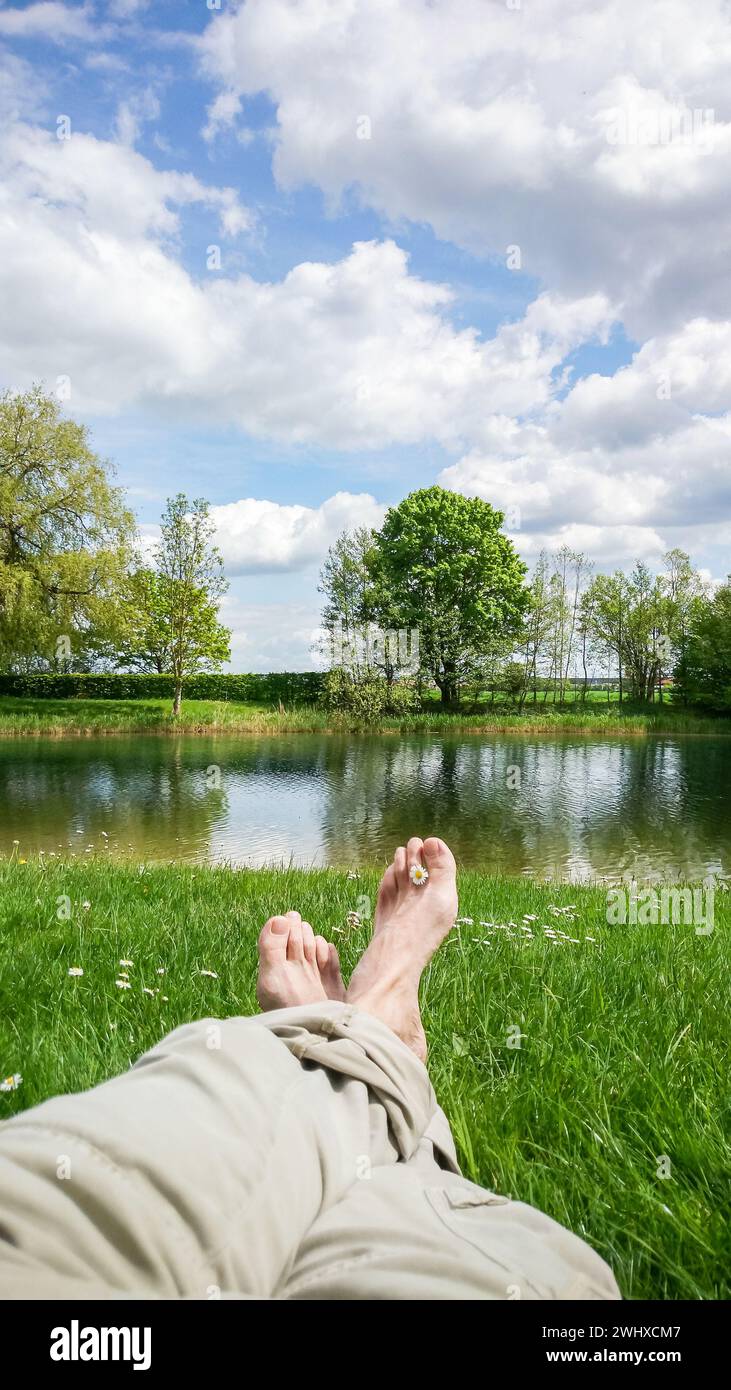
[1,0,729,666]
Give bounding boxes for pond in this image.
[0,732,728,882]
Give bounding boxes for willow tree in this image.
[0,385,134,671]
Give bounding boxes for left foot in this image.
[256,911,345,1011]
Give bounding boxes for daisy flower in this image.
[119,959,134,967]
[115,980,131,990]
[409,864,429,886]
[67,967,84,977]
[1,1073,22,1091]
[200,969,219,979]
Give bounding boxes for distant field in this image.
[0,694,725,737]
[1,859,728,1299]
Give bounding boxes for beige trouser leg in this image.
[0,1002,620,1300]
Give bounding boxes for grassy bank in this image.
[0,859,728,1299]
[0,694,726,738]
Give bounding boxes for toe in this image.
[422,834,455,867]
[325,943,346,1001]
[393,845,407,885]
[422,836,457,878]
[406,836,425,880]
[315,935,330,972]
[286,917,305,963]
[258,915,290,956]
[301,920,317,964]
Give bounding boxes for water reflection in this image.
[0,732,728,882]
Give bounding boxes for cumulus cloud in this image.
[0,120,613,439]
[439,315,731,564]
[210,492,387,575]
[0,45,728,585]
[138,492,386,579]
[199,0,731,338]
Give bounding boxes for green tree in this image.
[117,568,172,674]
[674,582,731,710]
[148,495,231,716]
[583,551,705,703]
[317,526,376,677]
[0,385,134,671]
[370,486,528,705]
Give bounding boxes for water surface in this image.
[0,732,728,881]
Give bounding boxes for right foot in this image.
[346,837,457,1061]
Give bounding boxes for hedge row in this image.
[0,672,326,703]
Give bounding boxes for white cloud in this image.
[0,2,98,42]
[439,315,731,564]
[108,0,150,17]
[0,122,612,440]
[0,48,46,122]
[0,102,728,579]
[211,492,387,575]
[220,597,323,673]
[199,0,731,338]
[115,88,161,148]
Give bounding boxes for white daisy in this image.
[0,1073,22,1092]
[67,967,84,977]
[115,979,131,990]
[200,969,219,979]
[409,864,429,886]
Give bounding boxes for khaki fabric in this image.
[0,1002,620,1301]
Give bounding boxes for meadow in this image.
[1,857,728,1300]
[0,693,724,738]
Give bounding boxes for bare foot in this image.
[257,910,345,1011]
[347,837,458,1061]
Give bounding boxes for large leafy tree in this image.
[0,385,134,671]
[147,495,231,716]
[369,486,528,705]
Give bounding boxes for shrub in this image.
[0,671,325,704]
[323,669,419,722]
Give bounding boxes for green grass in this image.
[0,694,725,738]
[1,858,728,1299]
